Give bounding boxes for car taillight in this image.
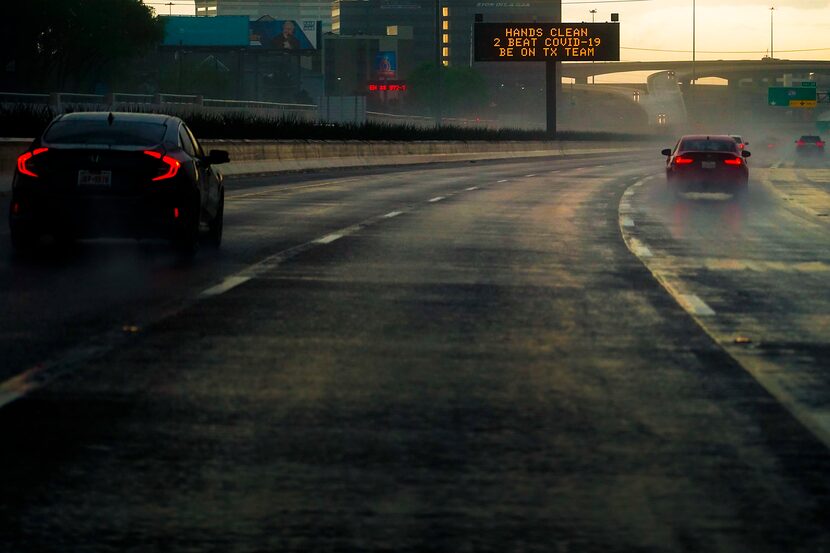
[723,157,742,166]
[144,150,181,181]
[817,141,825,147]
[674,155,694,165]
[17,147,49,177]
[797,140,805,146]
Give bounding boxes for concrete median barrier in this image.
[1,138,651,193]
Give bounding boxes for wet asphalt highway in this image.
[1,150,829,552]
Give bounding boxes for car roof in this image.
[679,134,735,141]
[56,112,180,125]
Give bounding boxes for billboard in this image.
[249,20,320,51]
[163,16,250,47]
[375,52,397,78]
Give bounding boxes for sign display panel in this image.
[768,86,817,108]
[474,23,620,62]
[249,20,320,51]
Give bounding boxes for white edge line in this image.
[678,293,716,316]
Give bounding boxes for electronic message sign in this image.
[474,23,620,62]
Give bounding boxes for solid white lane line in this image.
[428,196,445,203]
[497,179,509,183]
[525,174,537,177]
[315,233,344,244]
[383,211,403,218]
[465,186,479,191]
[678,294,716,316]
[200,276,251,297]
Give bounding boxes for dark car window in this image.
[44,120,167,146]
[800,135,821,142]
[179,126,196,157]
[679,139,738,153]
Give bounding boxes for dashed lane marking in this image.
[200,276,251,297]
[465,186,479,191]
[621,216,635,228]
[678,294,716,316]
[525,174,537,177]
[315,233,344,244]
[497,179,509,183]
[383,211,403,218]
[428,196,445,203]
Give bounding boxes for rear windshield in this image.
[44,120,167,146]
[800,135,821,142]
[679,139,738,152]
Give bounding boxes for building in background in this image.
[195,0,335,33]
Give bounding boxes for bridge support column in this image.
[574,76,588,85]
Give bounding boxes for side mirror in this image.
[661,148,672,156]
[742,150,751,158]
[207,149,230,165]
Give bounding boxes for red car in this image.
[662,134,750,194]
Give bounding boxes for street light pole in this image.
[770,7,775,59]
[589,9,597,84]
[691,0,695,86]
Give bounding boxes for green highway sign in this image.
[801,81,817,87]
[769,86,817,107]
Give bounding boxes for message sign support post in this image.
[474,22,620,138]
[546,62,557,137]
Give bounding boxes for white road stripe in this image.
[200,276,251,297]
[465,186,479,191]
[497,179,509,183]
[383,211,403,218]
[629,238,652,258]
[678,294,716,316]
[525,174,537,177]
[315,233,344,244]
[428,196,445,203]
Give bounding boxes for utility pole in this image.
[165,1,174,15]
[770,7,775,59]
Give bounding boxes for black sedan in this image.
[795,135,825,156]
[9,112,229,253]
[662,134,750,195]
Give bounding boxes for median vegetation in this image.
[0,104,653,142]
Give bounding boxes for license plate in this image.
[701,161,716,169]
[78,170,112,187]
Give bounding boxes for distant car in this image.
[795,135,825,155]
[760,135,781,150]
[662,134,750,194]
[729,135,748,150]
[9,112,229,254]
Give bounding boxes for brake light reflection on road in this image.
[17,147,49,177]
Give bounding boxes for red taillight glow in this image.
[674,155,694,165]
[723,157,742,166]
[17,147,49,177]
[818,141,825,147]
[174,207,180,219]
[144,150,181,181]
[12,202,20,215]
[797,140,805,146]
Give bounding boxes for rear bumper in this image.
[9,187,192,240]
[668,168,748,191]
